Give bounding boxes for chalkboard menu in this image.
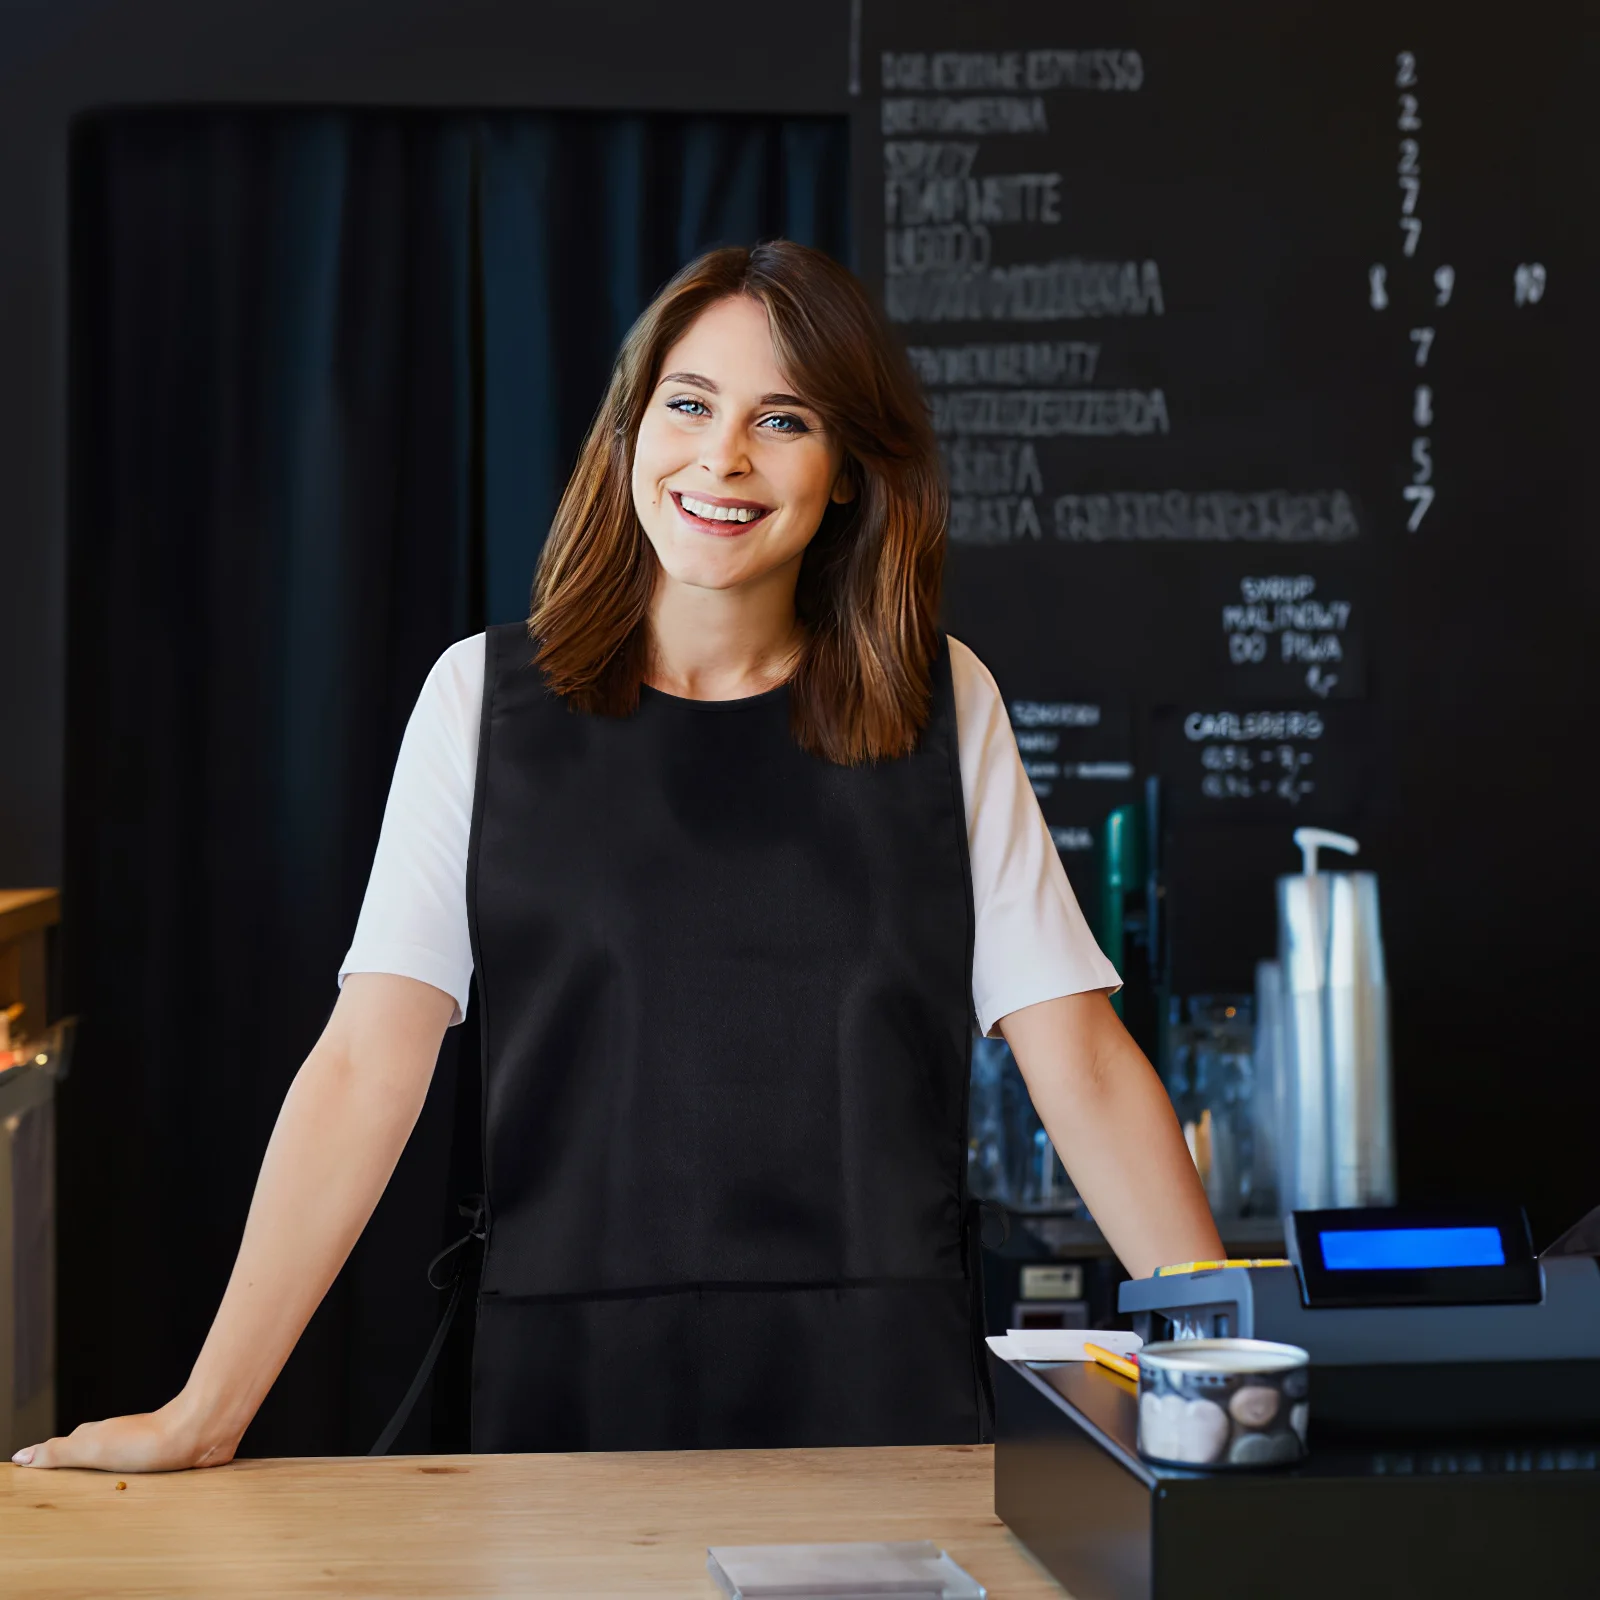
[853,0,1594,991]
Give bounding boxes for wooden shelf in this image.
[0,888,60,1042]
[0,890,59,946]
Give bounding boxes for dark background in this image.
[0,0,1595,1453]
[852,0,1600,1249]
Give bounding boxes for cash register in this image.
[992,1205,1600,1599]
[1120,1203,1600,1434]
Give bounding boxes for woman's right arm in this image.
[11,971,456,1472]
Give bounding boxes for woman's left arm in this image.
[1000,991,1224,1280]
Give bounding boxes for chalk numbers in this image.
[1398,138,1421,254]
[1381,52,1439,532]
[1376,60,1545,533]
[1200,744,1315,805]
[1394,54,1422,257]
[1407,318,1436,529]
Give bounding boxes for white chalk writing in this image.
[1050,827,1095,852]
[882,98,1049,136]
[885,258,1165,322]
[1240,575,1316,602]
[908,342,1101,386]
[885,172,1062,226]
[1048,490,1359,544]
[1222,574,1354,679]
[944,440,1044,494]
[950,496,1043,542]
[1185,711,1325,741]
[882,50,1143,93]
[930,389,1169,437]
[1011,701,1102,729]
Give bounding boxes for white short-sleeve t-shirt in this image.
[340,634,1120,1036]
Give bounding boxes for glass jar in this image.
[1164,995,1255,1219]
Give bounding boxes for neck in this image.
[646,561,803,701]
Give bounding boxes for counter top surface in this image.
[1,1443,1064,1598]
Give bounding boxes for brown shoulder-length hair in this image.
[529,240,946,765]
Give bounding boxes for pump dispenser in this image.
[1276,827,1395,1210]
[1294,827,1359,876]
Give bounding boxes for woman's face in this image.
[632,295,853,597]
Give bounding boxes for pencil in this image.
[1083,1341,1140,1382]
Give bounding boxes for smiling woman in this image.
[15,240,1220,1475]
[533,242,946,761]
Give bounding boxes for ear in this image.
[829,460,859,505]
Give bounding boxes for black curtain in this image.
[64,108,850,1455]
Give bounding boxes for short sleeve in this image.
[950,636,1123,1036]
[338,635,485,1024]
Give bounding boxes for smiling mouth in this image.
[671,491,773,534]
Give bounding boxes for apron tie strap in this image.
[370,1195,487,1456]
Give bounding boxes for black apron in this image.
[466,622,980,1451]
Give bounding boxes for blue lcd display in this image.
[1319,1226,1506,1271]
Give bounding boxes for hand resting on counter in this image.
[11,973,456,1473]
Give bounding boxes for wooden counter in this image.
[2,1444,1066,1597]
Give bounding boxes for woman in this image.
[15,241,1221,1471]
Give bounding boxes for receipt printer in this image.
[1118,1205,1600,1435]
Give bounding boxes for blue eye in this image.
[759,413,809,434]
[666,397,710,416]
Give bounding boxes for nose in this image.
[698,413,751,481]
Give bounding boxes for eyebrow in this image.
[660,372,814,409]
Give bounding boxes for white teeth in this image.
[681,495,761,523]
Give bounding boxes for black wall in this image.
[846,2,1600,1243]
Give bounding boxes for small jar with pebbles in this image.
[1136,1339,1310,1469]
